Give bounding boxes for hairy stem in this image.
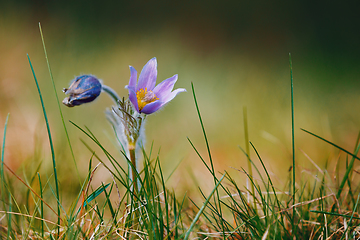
[129,147,139,229]
[129,147,138,195]
[102,85,121,104]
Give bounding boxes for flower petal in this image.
[161,88,187,103]
[153,74,178,99]
[140,100,163,114]
[137,57,157,90]
[127,66,137,89]
[127,86,139,112]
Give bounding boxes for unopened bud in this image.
[62,75,102,107]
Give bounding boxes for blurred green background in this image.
[1,1,360,195]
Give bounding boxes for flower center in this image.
[136,88,159,111]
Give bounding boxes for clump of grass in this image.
[1,28,360,240]
[183,75,360,239]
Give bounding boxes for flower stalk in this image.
[129,147,138,194]
[129,141,140,229]
[101,84,121,104]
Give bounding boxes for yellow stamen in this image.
[136,88,159,111]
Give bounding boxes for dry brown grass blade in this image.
[282,193,335,212]
[0,210,58,226]
[2,161,61,219]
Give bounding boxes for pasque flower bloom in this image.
[126,57,186,114]
[62,75,102,107]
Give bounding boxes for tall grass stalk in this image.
[1,114,9,207]
[250,142,287,230]
[37,173,44,239]
[190,82,226,236]
[27,54,61,236]
[243,106,255,208]
[7,193,12,239]
[0,114,9,178]
[340,193,360,240]
[301,128,360,161]
[1,114,10,238]
[38,23,81,185]
[184,173,226,240]
[289,53,296,236]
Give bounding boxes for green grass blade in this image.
[187,137,214,175]
[301,128,360,161]
[7,193,12,239]
[337,141,360,199]
[243,107,255,208]
[345,156,355,205]
[238,145,267,189]
[38,173,44,239]
[66,165,93,228]
[103,183,118,227]
[165,157,183,183]
[310,210,360,220]
[301,128,360,200]
[1,114,9,180]
[38,23,81,185]
[250,142,288,233]
[70,121,128,184]
[27,54,61,236]
[190,82,225,235]
[173,192,179,238]
[289,53,296,236]
[1,114,10,215]
[25,162,42,213]
[157,157,170,237]
[74,183,111,218]
[340,193,360,240]
[84,183,111,208]
[184,173,226,240]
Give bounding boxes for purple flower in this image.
[125,57,186,114]
[62,75,102,107]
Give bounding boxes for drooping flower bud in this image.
[62,75,102,107]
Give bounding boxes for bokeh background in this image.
[1,1,360,197]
